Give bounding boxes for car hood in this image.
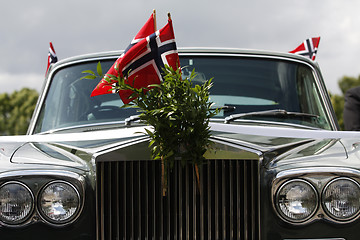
[3,123,360,171]
[210,123,360,170]
[0,126,148,172]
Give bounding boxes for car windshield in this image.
[33,55,332,133]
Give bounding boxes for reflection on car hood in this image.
[210,123,352,168]
[3,123,360,170]
[11,142,89,170]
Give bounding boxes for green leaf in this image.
[149,139,156,147]
[96,61,103,77]
[80,75,97,80]
[82,70,96,75]
[120,103,135,109]
[147,84,161,89]
[144,128,154,138]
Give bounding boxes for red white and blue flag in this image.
[46,42,58,75]
[289,37,320,61]
[91,13,180,104]
[124,12,156,52]
[90,12,156,99]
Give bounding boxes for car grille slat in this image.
[96,159,259,240]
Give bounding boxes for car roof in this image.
[49,47,319,73]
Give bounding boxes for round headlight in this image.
[0,182,34,224]
[322,178,360,221]
[276,179,318,222]
[39,181,80,224]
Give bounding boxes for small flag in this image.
[289,37,320,61]
[46,42,58,75]
[91,13,180,104]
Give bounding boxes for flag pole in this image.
[153,9,157,31]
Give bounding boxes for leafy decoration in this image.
[83,63,218,193]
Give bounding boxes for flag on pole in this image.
[289,37,320,61]
[116,16,180,104]
[124,10,156,52]
[91,12,180,104]
[46,42,58,75]
[90,12,156,98]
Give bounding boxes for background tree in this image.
[0,88,39,135]
[330,92,345,129]
[330,75,360,130]
[338,75,360,94]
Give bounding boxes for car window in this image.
[34,56,332,133]
[34,61,138,133]
[180,57,331,129]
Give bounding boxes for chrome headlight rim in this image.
[275,179,319,223]
[322,177,360,222]
[0,181,34,225]
[38,180,81,225]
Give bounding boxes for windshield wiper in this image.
[224,109,320,124]
[123,105,236,126]
[211,105,236,112]
[124,115,141,126]
[124,105,236,125]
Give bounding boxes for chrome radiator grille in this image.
[96,159,260,240]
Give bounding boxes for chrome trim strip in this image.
[40,120,127,134]
[223,118,322,130]
[214,160,219,239]
[283,238,345,240]
[0,170,85,183]
[243,160,248,239]
[257,156,262,240]
[207,161,212,238]
[210,136,263,157]
[275,167,360,179]
[92,136,149,161]
[236,161,241,239]
[8,122,360,145]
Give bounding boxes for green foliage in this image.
[0,88,39,135]
[338,75,360,95]
[329,74,360,130]
[329,92,344,130]
[83,64,218,171]
[130,67,217,168]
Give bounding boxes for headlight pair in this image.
[0,181,80,226]
[275,177,360,223]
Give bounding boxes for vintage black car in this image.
[0,48,359,240]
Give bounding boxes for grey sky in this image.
[1,0,359,94]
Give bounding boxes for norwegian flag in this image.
[91,15,180,104]
[46,42,58,75]
[289,37,320,61]
[90,12,156,99]
[125,12,156,52]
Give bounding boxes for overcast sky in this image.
[1,0,359,95]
